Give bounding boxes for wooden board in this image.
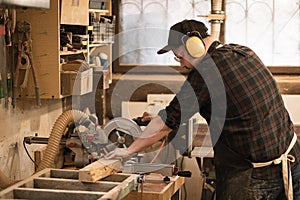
[274,75,300,94]
[0,168,138,200]
[79,158,122,182]
[16,0,61,99]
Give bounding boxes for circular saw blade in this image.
[103,117,142,148]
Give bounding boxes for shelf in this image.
[89,9,109,14]
[15,0,112,99]
[60,49,88,56]
[89,43,113,49]
[89,43,109,48]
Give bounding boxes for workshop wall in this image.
[0,99,62,181]
[282,95,300,124]
[106,73,186,118]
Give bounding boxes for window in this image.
[119,0,300,66]
[226,0,300,66]
[119,0,210,65]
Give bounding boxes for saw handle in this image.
[133,117,150,126]
[177,170,192,177]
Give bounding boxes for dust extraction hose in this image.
[37,109,87,172]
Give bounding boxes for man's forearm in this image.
[127,115,172,153]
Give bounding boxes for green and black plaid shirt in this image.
[158,41,300,179]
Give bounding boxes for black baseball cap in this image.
[157,19,209,54]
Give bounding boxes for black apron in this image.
[214,139,253,200]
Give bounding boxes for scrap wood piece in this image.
[79,158,122,183]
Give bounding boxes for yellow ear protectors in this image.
[182,31,206,58]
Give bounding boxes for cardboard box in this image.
[61,64,93,96]
[61,0,89,25]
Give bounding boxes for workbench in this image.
[77,158,186,200]
[0,168,138,200]
[0,168,185,200]
[123,173,185,200]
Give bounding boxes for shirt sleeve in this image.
[158,69,210,130]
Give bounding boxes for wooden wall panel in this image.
[16,0,60,99]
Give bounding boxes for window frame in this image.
[112,0,300,77]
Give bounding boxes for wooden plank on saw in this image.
[79,158,122,182]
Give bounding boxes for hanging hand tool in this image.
[3,8,14,47]
[13,21,40,106]
[0,8,8,108]
[5,8,16,108]
[0,7,16,108]
[18,41,31,90]
[0,11,5,36]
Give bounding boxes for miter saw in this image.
[24,111,192,180]
[24,114,144,168]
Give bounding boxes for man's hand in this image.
[105,115,171,161]
[105,148,134,160]
[133,112,157,126]
[141,112,157,122]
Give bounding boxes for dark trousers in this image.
[214,138,300,200]
[216,163,300,200]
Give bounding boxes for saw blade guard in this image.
[103,117,142,149]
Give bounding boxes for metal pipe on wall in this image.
[211,22,222,41]
[210,0,225,41]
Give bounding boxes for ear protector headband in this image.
[181,21,206,58]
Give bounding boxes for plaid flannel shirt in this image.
[158,41,300,179]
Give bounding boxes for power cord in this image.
[180,156,187,200]
[22,139,38,169]
[150,139,166,163]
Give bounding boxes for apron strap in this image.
[252,132,297,200]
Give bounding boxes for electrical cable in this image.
[23,139,38,168]
[164,137,170,164]
[180,156,187,200]
[150,139,166,163]
[140,180,144,200]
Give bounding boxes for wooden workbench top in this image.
[274,75,300,94]
[123,173,185,200]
